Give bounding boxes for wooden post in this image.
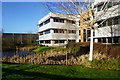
[66,50,67,65]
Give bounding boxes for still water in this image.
[2,50,35,57]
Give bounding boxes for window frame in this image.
[53,18,64,23]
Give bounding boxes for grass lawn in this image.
[2,63,120,80]
[32,46,56,53]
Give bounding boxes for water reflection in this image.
[2,50,35,57]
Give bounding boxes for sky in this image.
[2,2,50,33]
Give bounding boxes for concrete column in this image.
[43,32,45,35]
[51,40,53,46]
[64,19,67,23]
[101,38,103,43]
[44,41,45,45]
[50,18,53,23]
[86,29,88,42]
[75,20,79,26]
[76,39,79,43]
[65,40,68,44]
[118,37,120,43]
[50,29,54,34]
[106,38,108,44]
[76,29,79,42]
[95,39,98,43]
[39,41,40,44]
[50,29,54,43]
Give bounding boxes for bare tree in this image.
[43,0,119,61]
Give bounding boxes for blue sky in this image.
[2,2,50,33]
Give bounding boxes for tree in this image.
[23,33,34,45]
[43,0,119,61]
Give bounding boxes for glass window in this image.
[93,32,95,36]
[114,17,119,25]
[45,40,50,44]
[103,38,106,43]
[40,41,44,43]
[59,40,65,43]
[79,40,81,42]
[79,30,81,35]
[44,19,50,25]
[68,40,75,42]
[83,33,86,42]
[114,37,118,43]
[97,20,102,28]
[60,19,64,23]
[67,20,75,24]
[108,38,112,43]
[72,30,76,33]
[79,20,80,26]
[39,23,43,27]
[54,18,57,22]
[102,3,107,10]
[54,29,64,33]
[69,30,72,33]
[45,30,50,34]
[103,21,106,26]
[97,5,102,12]
[59,29,64,33]
[108,19,112,26]
[98,38,101,42]
[53,18,64,23]
[87,30,90,37]
[54,29,58,33]
[69,30,76,33]
[40,32,43,35]
[72,21,75,24]
[55,19,59,22]
[83,29,86,33]
[54,40,58,44]
[107,2,112,8]
[113,2,119,6]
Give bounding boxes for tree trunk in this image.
[89,29,93,61]
[66,51,67,65]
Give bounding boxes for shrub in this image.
[75,42,120,60]
[89,59,119,69]
[93,43,120,60]
[109,46,120,60]
[66,42,76,48]
[66,42,81,54]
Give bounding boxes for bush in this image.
[93,43,120,60]
[66,42,76,48]
[66,42,81,53]
[74,42,120,60]
[109,46,120,59]
[90,59,119,69]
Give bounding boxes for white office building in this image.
[38,12,80,46]
[94,0,120,44]
[38,1,120,46]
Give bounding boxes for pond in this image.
[2,50,35,57]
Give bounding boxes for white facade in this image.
[38,1,120,46]
[38,12,80,46]
[94,0,120,44]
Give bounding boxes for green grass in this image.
[32,46,66,53]
[2,63,120,80]
[32,46,56,53]
[89,60,120,69]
